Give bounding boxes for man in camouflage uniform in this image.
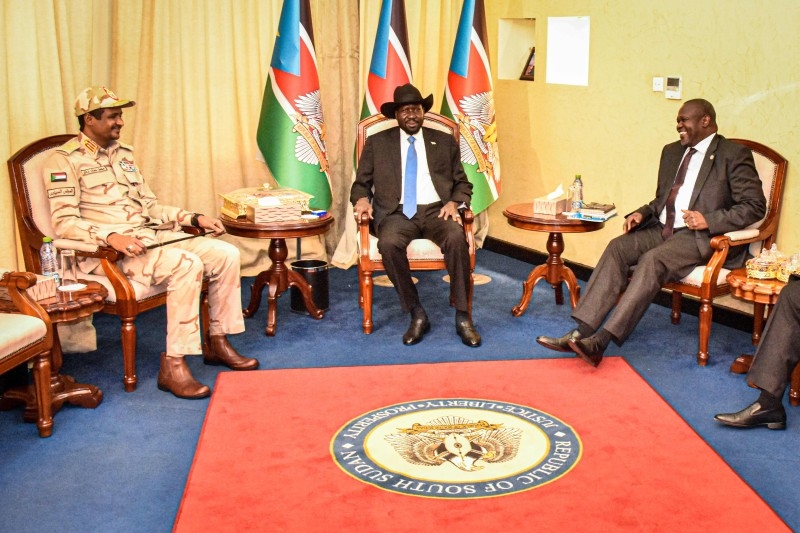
[42,86,258,399]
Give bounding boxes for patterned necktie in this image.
[403,135,417,218]
[661,147,697,239]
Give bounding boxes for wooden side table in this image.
[726,268,799,406]
[502,203,605,315]
[0,280,107,421]
[221,214,334,336]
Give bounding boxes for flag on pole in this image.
[331,0,412,267]
[441,0,500,214]
[256,0,331,210]
[362,0,412,118]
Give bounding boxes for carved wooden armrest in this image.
[695,235,732,290]
[357,212,372,262]
[461,208,474,226]
[0,272,54,341]
[461,209,476,257]
[709,234,731,252]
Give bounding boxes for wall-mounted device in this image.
[665,76,682,99]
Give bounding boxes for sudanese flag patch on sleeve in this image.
[50,172,67,182]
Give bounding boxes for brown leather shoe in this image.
[204,335,259,370]
[157,353,211,399]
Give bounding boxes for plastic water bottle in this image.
[570,174,584,211]
[40,237,60,285]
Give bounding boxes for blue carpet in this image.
[0,248,797,532]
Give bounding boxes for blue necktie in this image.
[403,135,417,218]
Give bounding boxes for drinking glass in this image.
[59,249,79,287]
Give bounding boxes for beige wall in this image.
[485,0,800,267]
[3,0,798,272]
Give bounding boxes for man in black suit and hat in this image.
[351,83,480,347]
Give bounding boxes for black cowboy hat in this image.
[380,83,434,119]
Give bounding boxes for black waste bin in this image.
[290,259,329,314]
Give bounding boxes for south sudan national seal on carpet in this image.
[331,398,581,498]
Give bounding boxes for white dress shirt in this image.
[400,129,440,206]
[659,133,716,228]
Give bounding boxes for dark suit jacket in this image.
[350,126,473,231]
[633,134,766,267]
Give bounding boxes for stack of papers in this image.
[567,211,617,222]
[579,202,616,216]
[567,202,617,222]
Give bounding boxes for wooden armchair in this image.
[0,271,54,437]
[664,139,787,365]
[8,135,209,392]
[355,113,476,334]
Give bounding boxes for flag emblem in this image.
[442,0,501,215]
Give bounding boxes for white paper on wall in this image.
[546,16,590,86]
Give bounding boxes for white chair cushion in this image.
[0,314,47,361]
[725,228,760,241]
[677,265,731,288]
[367,234,445,262]
[80,273,169,304]
[744,149,778,256]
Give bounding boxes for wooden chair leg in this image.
[467,273,474,320]
[790,362,800,407]
[121,317,137,392]
[358,265,365,309]
[32,351,53,438]
[671,290,682,325]
[697,298,712,366]
[362,272,373,334]
[200,289,210,357]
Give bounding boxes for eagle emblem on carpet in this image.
[385,416,521,472]
[331,398,581,498]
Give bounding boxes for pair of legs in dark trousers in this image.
[747,280,800,399]
[573,225,707,345]
[376,202,471,313]
[714,279,799,429]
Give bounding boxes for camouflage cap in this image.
[74,86,135,116]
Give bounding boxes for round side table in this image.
[503,203,605,316]
[221,214,334,336]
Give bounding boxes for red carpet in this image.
[175,358,788,532]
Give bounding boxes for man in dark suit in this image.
[537,99,766,367]
[351,84,480,347]
[714,275,799,430]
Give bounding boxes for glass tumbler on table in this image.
[58,249,82,290]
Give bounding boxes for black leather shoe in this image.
[714,401,786,430]
[537,329,583,353]
[403,316,430,345]
[455,318,482,347]
[568,336,604,367]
